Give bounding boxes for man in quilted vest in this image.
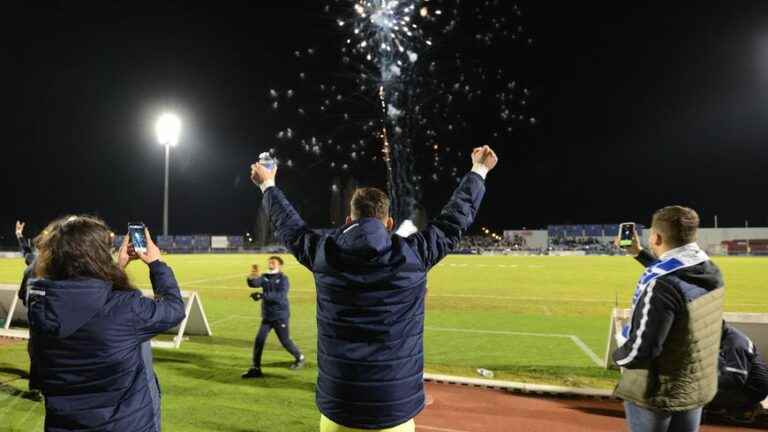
[613,206,725,432]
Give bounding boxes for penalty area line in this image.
[424,326,603,367]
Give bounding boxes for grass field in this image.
[1,254,766,431]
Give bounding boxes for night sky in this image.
[4,1,768,244]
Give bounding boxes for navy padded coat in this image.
[27,261,186,432]
[263,172,486,429]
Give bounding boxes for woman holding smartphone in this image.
[27,215,185,432]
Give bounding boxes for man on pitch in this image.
[249,145,497,432]
[242,256,305,378]
[614,206,725,432]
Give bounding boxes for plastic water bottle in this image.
[477,368,494,378]
[259,152,276,171]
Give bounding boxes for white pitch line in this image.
[135,266,302,289]
[183,273,249,286]
[183,315,610,366]
[132,283,768,309]
[425,326,603,366]
[569,335,603,366]
[425,326,572,338]
[134,273,247,289]
[209,314,260,325]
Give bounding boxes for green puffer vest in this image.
[614,287,725,412]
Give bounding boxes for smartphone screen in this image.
[128,223,147,253]
[618,223,635,248]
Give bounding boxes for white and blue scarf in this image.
[618,243,710,345]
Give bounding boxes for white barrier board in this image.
[605,308,768,369]
[0,284,211,349]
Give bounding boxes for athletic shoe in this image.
[241,368,263,378]
[289,355,305,370]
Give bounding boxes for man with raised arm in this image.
[613,207,725,432]
[250,146,497,432]
[15,220,41,395]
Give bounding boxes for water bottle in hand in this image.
[259,152,277,171]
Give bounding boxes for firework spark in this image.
[267,0,536,220]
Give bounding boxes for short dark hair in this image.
[268,256,284,266]
[351,188,390,220]
[652,206,700,248]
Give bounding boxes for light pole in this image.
[155,113,181,237]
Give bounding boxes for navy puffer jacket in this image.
[27,261,186,432]
[247,273,291,321]
[263,171,486,429]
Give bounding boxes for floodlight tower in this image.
[155,113,181,237]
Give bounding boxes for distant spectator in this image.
[15,220,40,394]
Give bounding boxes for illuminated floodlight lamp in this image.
[156,113,182,147]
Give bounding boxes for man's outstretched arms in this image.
[405,146,498,270]
[251,163,322,270]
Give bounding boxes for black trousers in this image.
[252,319,302,368]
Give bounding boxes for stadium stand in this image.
[547,224,644,255]
[722,239,768,256]
[112,235,249,253]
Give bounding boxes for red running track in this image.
[415,382,765,432]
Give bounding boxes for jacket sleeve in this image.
[133,261,186,341]
[18,262,34,306]
[247,276,264,288]
[263,187,322,270]
[18,236,35,266]
[747,345,768,400]
[634,250,657,268]
[404,172,486,270]
[613,279,681,369]
[718,338,752,390]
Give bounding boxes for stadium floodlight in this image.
[156,113,181,147]
[155,113,182,236]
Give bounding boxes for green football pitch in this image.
[1,254,766,431]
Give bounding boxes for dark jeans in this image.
[252,319,302,368]
[624,402,703,432]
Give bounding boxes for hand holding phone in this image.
[128,223,148,254]
[127,223,161,264]
[617,222,642,256]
